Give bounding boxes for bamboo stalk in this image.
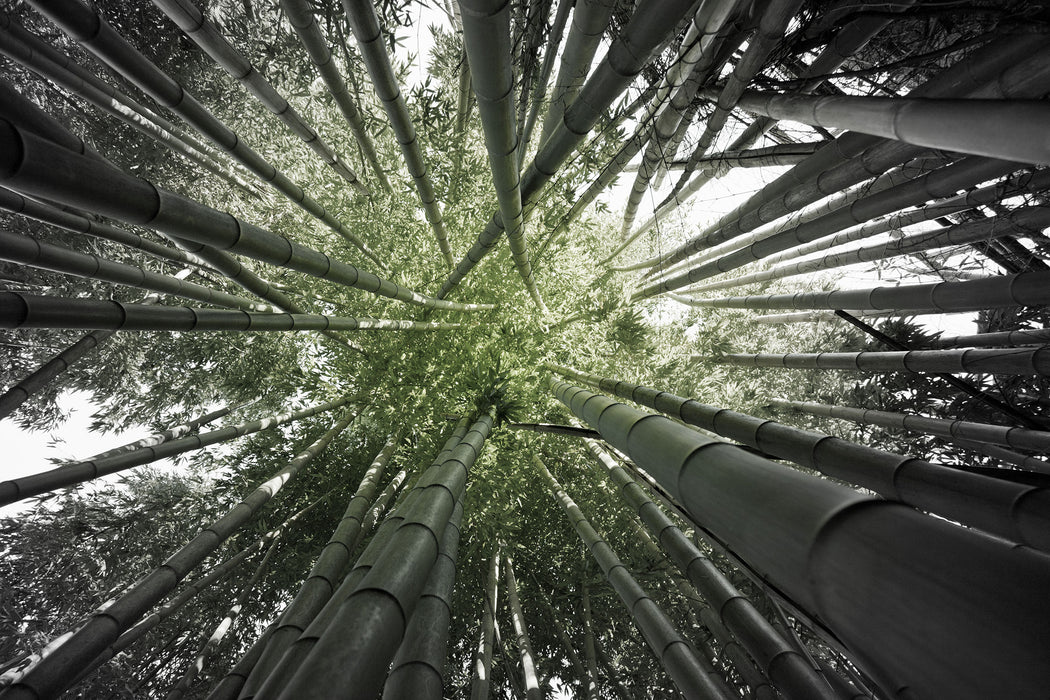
[80,403,238,462]
[928,327,1050,349]
[519,0,573,158]
[469,548,500,700]
[503,554,542,700]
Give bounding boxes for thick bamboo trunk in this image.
[578,438,836,699]
[533,454,734,699]
[0,121,491,312]
[437,0,697,299]
[459,0,546,311]
[504,554,542,700]
[279,0,390,191]
[470,549,500,700]
[1,404,360,700]
[239,434,402,696]
[27,0,386,266]
[551,378,1050,699]
[258,413,493,700]
[340,0,452,265]
[153,0,366,192]
[0,395,356,506]
[556,363,1050,549]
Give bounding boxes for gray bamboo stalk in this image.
[580,578,598,700]
[340,0,452,265]
[644,37,1050,277]
[653,142,822,171]
[519,0,573,157]
[634,156,1027,299]
[381,498,464,698]
[0,403,360,700]
[203,626,277,700]
[578,438,836,699]
[533,453,733,699]
[536,0,616,148]
[260,414,492,699]
[0,121,492,312]
[80,403,238,462]
[662,0,803,205]
[470,548,500,700]
[770,398,1050,468]
[0,230,276,312]
[247,422,470,699]
[619,0,744,238]
[509,423,600,438]
[0,329,111,422]
[550,378,1050,700]
[279,0,390,191]
[702,347,1050,376]
[941,436,1050,475]
[504,554,542,700]
[697,608,777,700]
[0,395,356,506]
[747,309,930,324]
[239,433,402,696]
[152,0,366,192]
[0,16,256,196]
[459,0,547,311]
[927,327,1050,349]
[165,531,283,700]
[28,0,385,267]
[676,206,1050,295]
[0,292,467,333]
[437,0,698,299]
[729,89,1050,166]
[555,362,1050,550]
[670,270,1050,314]
[530,579,588,693]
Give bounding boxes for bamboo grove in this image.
[0,0,1048,697]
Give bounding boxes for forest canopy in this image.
[1,0,1049,698]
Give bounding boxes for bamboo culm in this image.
[503,553,542,700]
[469,549,500,700]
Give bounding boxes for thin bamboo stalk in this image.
[239,434,402,696]
[580,578,598,700]
[555,363,1050,549]
[0,121,493,312]
[27,0,385,266]
[927,327,1050,349]
[509,423,600,438]
[1,403,360,700]
[746,309,936,324]
[81,403,238,462]
[519,0,573,158]
[264,414,493,699]
[340,0,452,265]
[701,347,1050,376]
[729,89,1050,166]
[203,625,276,700]
[459,0,547,311]
[0,292,467,333]
[470,548,500,700]
[550,378,1050,700]
[0,395,356,506]
[533,454,734,699]
[504,554,542,700]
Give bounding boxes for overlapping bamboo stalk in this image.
[27,0,385,266]
[927,327,1050,349]
[340,0,452,265]
[702,347,1050,376]
[1,402,360,700]
[503,554,542,700]
[518,0,573,158]
[551,378,1050,700]
[469,549,500,700]
[81,404,238,462]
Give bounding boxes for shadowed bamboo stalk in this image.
[747,308,938,324]
[0,395,357,508]
[519,0,572,158]
[503,554,542,700]
[550,378,1050,700]
[578,438,838,699]
[469,549,500,700]
[239,433,402,697]
[728,89,1050,166]
[696,607,778,700]
[700,346,1050,376]
[650,142,822,171]
[437,0,698,299]
[555,363,1050,549]
[340,0,452,265]
[0,230,275,312]
[770,398,1050,465]
[530,580,588,694]
[0,121,492,312]
[533,453,734,699]
[644,36,1050,276]
[669,270,1050,314]
[0,403,360,700]
[634,156,1028,299]
[152,0,366,192]
[381,499,463,698]
[580,578,598,699]
[203,626,276,700]
[459,0,547,311]
[941,436,1050,475]
[0,292,467,333]
[928,327,1050,349]
[279,0,390,191]
[263,413,493,699]
[81,404,238,462]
